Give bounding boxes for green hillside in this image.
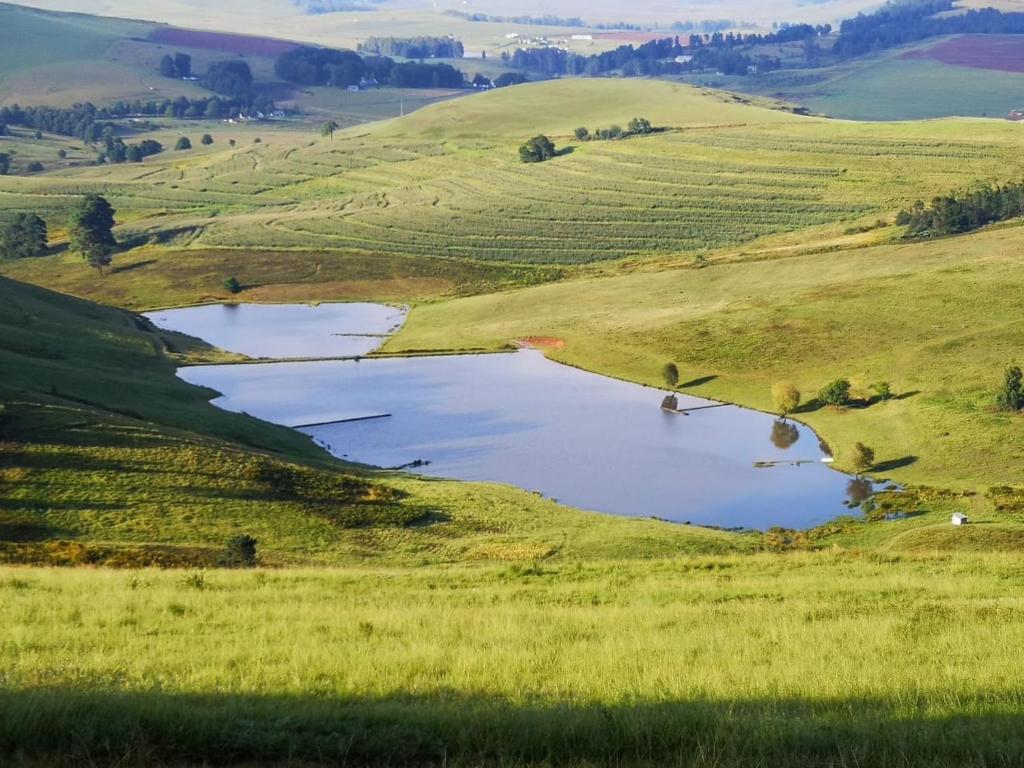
[389,221,1024,489]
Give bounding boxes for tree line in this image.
[358,36,464,59]
[0,96,269,143]
[834,0,1024,58]
[275,46,465,89]
[895,181,1024,238]
[507,37,781,78]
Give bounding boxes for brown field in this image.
[903,34,1024,73]
[148,26,299,57]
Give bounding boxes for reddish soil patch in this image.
[149,27,298,57]
[518,336,566,349]
[591,32,666,43]
[902,34,1024,73]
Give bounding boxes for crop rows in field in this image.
[5,121,1024,263]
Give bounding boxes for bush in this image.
[224,535,258,567]
[996,365,1024,412]
[174,137,192,151]
[518,135,556,164]
[871,381,892,401]
[819,378,851,407]
[771,381,800,415]
[201,133,214,145]
[223,276,241,294]
[26,161,44,173]
[574,126,590,141]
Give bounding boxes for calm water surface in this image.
[178,347,871,530]
[145,302,406,358]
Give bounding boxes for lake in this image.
[156,302,874,531]
[145,302,406,359]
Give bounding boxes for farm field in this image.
[727,41,1024,120]
[6,79,1024,283]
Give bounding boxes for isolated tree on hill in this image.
[519,134,556,164]
[819,378,851,407]
[174,137,192,151]
[996,365,1024,412]
[0,213,48,260]
[201,134,214,146]
[662,362,679,388]
[850,442,875,475]
[320,120,339,140]
[159,55,177,78]
[174,52,192,78]
[0,153,9,176]
[771,381,801,416]
[223,276,242,294]
[68,194,116,274]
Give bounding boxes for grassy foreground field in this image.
[4,553,1024,766]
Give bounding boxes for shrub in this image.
[819,378,851,407]
[224,535,258,567]
[57,149,67,159]
[996,365,1024,412]
[662,362,679,388]
[223,276,241,294]
[851,442,875,474]
[174,137,192,151]
[177,571,207,590]
[771,381,800,415]
[628,116,652,134]
[871,381,892,401]
[228,139,236,147]
[518,135,556,164]
[26,161,44,173]
[200,133,214,145]
[574,126,590,141]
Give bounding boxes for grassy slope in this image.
[389,223,1024,489]
[0,274,743,565]
[6,80,1024,296]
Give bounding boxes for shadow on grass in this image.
[1,687,1022,767]
[681,374,718,388]
[872,455,919,473]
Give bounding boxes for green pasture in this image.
[4,553,1024,766]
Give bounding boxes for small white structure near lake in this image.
[952,513,969,526]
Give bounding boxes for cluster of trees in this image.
[444,11,587,26]
[574,117,653,142]
[835,0,1024,58]
[100,134,163,164]
[358,36,464,59]
[0,96,267,144]
[201,61,254,98]
[0,213,47,260]
[276,46,464,89]
[159,52,192,79]
[895,181,1024,238]
[518,135,556,163]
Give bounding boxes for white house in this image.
[952,513,969,526]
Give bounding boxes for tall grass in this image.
[2,554,1024,766]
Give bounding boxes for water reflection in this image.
[846,477,874,506]
[770,419,800,450]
